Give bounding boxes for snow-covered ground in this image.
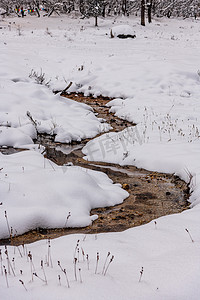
[0,150,128,239]
[1,12,200,299]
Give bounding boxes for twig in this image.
[79,268,83,283]
[28,251,35,281]
[185,228,194,242]
[41,260,48,284]
[102,252,110,274]
[57,261,70,288]
[63,269,70,288]
[77,248,80,262]
[33,272,47,283]
[19,279,27,291]
[4,211,11,236]
[64,212,71,227]
[81,248,85,262]
[17,246,23,258]
[139,267,144,282]
[95,252,99,274]
[12,258,15,270]
[103,255,114,276]
[4,266,9,288]
[74,240,80,259]
[0,249,3,275]
[61,81,73,95]
[47,239,53,267]
[74,258,77,281]
[5,246,15,276]
[86,254,89,270]
[26,111,37,127]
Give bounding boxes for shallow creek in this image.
[0,93,190,245]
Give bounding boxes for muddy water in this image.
[0,93,190,246]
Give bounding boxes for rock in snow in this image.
[110,25,136,39]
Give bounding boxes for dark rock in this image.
[117,34,136,39]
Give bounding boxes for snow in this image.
[0,78,111,147]
[0,8,6,15]
[1,13,200,300]
[0,150,128,239]
[1,216,200,300]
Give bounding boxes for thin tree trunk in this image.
[148,0,152,23]
[48,7,54,17]
[122,0,127,16]
[102,5,106,17]
[95,16,98,26]
[141,0,145,26]
[35,7,40,17]
[34,1,40,17]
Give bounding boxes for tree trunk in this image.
[95,16,98,26]
[141,0,145,26]
[48,7,54,17]
[147,0,152,23]
[35,7,40,17]
[122,0,127,16]
[102,5,106,17]
[34,1,40,17]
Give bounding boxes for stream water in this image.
[0,93,190,245]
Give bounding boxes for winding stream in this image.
[0,93,190,246]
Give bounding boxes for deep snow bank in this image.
[0,151,128,239]
[0,79,111,147]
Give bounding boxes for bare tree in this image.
[79,0,107,26]
[0,0,199,20]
